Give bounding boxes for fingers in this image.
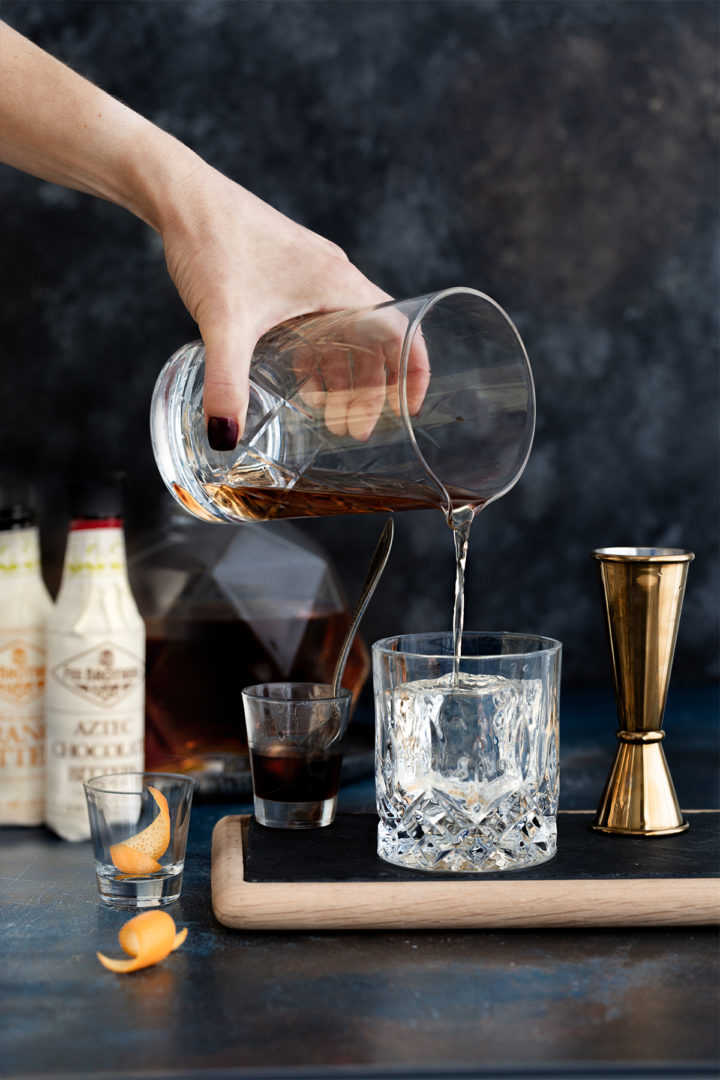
[383,315,431,419]
[195,266,430,450]
[200,320,254,449]
[292,305,431,442]
[292,314,388,442]
[320,348,354,437]
[344,337,389,442]
[294,339,379,441]
[405,331,432,416]
[346,310,431,428]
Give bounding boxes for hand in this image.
[158,161,396,446]
[289,306,431,442]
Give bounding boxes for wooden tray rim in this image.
[211,813,720,931]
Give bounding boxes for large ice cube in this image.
[386,671,544,802]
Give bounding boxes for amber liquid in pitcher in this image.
[144,609,368,771]
[173,472,485,524]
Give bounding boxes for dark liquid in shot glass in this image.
[250,745,343,803]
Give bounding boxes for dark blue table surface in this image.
[2,686,719,1080]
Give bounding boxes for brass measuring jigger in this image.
[591,547,694,836]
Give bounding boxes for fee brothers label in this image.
[50,642,143,708]
[0,639,46,705]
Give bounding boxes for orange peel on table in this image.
[97,910,187,974]
[110,786,171,874]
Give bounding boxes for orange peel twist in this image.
[97,910,187,974]
[110,786,170,874]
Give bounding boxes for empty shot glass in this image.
[242,682,352,828]
[84,772,195,908]
[373,632,561,873]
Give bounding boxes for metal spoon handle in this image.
[332,517,395,697]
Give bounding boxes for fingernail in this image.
[207,416,239,451]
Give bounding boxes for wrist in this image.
[116,121,207,234]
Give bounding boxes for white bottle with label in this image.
[0,490,53,826]
[45,479,145,841]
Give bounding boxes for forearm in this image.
[0,20,201,232]
[0,20,392,437]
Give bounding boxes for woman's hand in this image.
[157,162,391,446]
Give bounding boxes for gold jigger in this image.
[591,547,694,836]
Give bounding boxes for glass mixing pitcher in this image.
[151,287,535,528]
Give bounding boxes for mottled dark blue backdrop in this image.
[1,0,718,683]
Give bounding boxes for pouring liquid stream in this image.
[448,505,476,684]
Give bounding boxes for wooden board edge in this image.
[211,814,248,926]
[210,815,720,931]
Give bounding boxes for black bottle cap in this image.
[0,476,38,530]
[69,474,126,520]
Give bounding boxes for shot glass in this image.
[242,682,352,829]
[84,772,195,908]
[373,632,561,873]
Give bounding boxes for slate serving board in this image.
[211,811,720,930]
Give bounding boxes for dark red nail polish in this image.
[207,416,239,451]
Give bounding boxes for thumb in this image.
[201,320,255,450]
